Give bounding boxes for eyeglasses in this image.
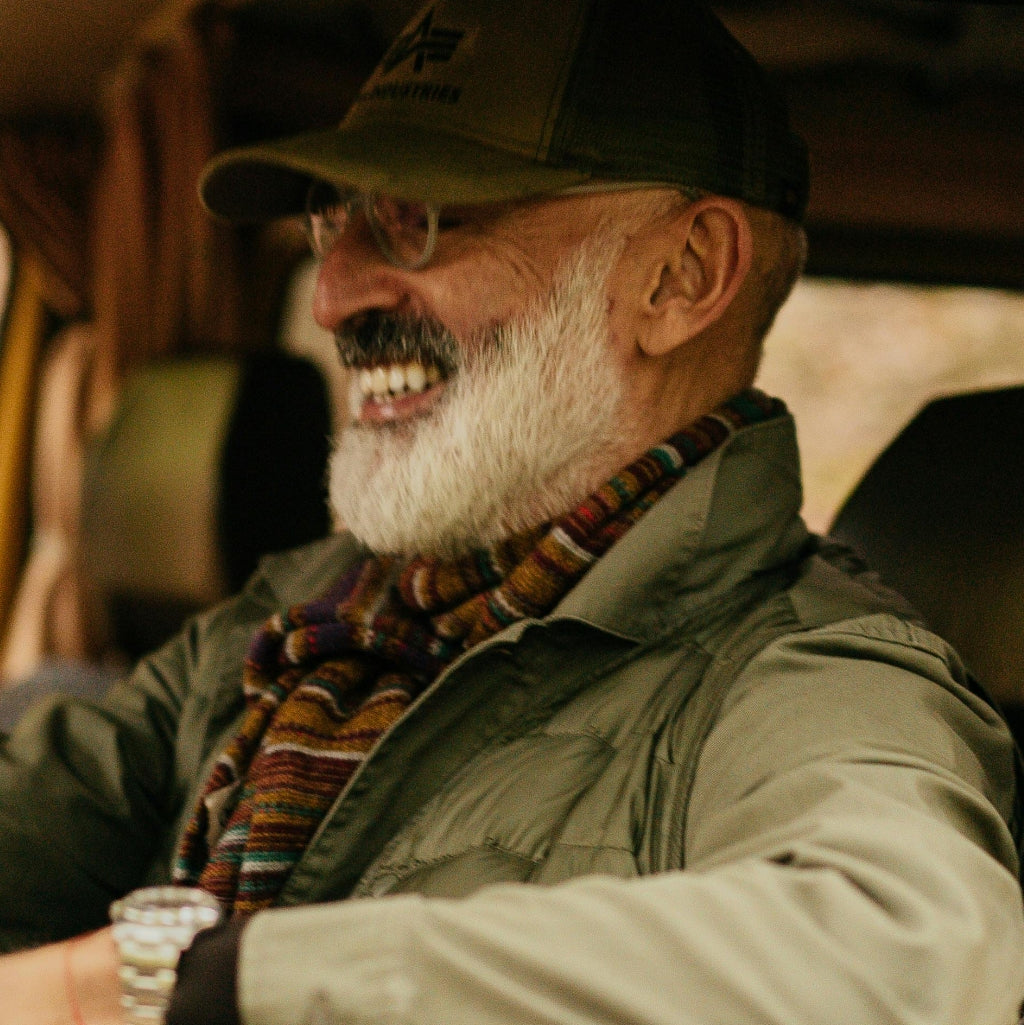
[304,181,439,270]
[304,179,692,271]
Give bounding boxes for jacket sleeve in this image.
[235,615,1024,1025]
[0,593,255,951]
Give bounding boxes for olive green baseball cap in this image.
[200,0,809,222]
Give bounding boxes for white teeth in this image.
[405,363,427,392]
[358,361,441,399]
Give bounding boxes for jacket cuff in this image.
[167,917,247,1025]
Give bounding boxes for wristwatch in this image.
[109,886,223,1024]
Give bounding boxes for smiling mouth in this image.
[356,359,444,400]
[352,359,449,425]
[335,311,459,424]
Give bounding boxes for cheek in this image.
[435,250,554,340]
[604,294,640,366]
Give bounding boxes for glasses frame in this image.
[304,183,440,271]
[303,179,691,271]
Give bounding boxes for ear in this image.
[638,196,753,357]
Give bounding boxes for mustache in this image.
[334,312,460,371]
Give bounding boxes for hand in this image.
[0,927,122,1025]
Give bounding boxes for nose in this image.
[311,220,418,333]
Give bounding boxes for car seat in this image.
[830,385,1024,735]
[80,350,332,660]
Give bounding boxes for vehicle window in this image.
[758,280,1024,531]
[0,224,11,335]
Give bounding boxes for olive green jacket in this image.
[2,414,1023,1023]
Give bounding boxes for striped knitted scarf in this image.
[173,390,783,914]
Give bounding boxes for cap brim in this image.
[200,120,593,222]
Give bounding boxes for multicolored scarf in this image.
[173,390,783,914]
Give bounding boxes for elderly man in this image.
[1,1,1022,1023]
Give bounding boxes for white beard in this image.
[327,238,629,557]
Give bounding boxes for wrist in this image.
[0,929,120,1025]
[65,929,122,1025]
[0,943,62,1025]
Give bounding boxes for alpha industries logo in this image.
[381,7,465,75]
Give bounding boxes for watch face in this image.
[110,886,223,929]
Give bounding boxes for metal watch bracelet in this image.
[109,887,223,1024]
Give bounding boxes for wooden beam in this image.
[0,254,45,651]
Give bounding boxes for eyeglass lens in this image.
[305,182,439,270]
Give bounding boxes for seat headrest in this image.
[81,352,331,657]
[831,386,1024,706]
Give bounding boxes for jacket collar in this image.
[551,413,809,643]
